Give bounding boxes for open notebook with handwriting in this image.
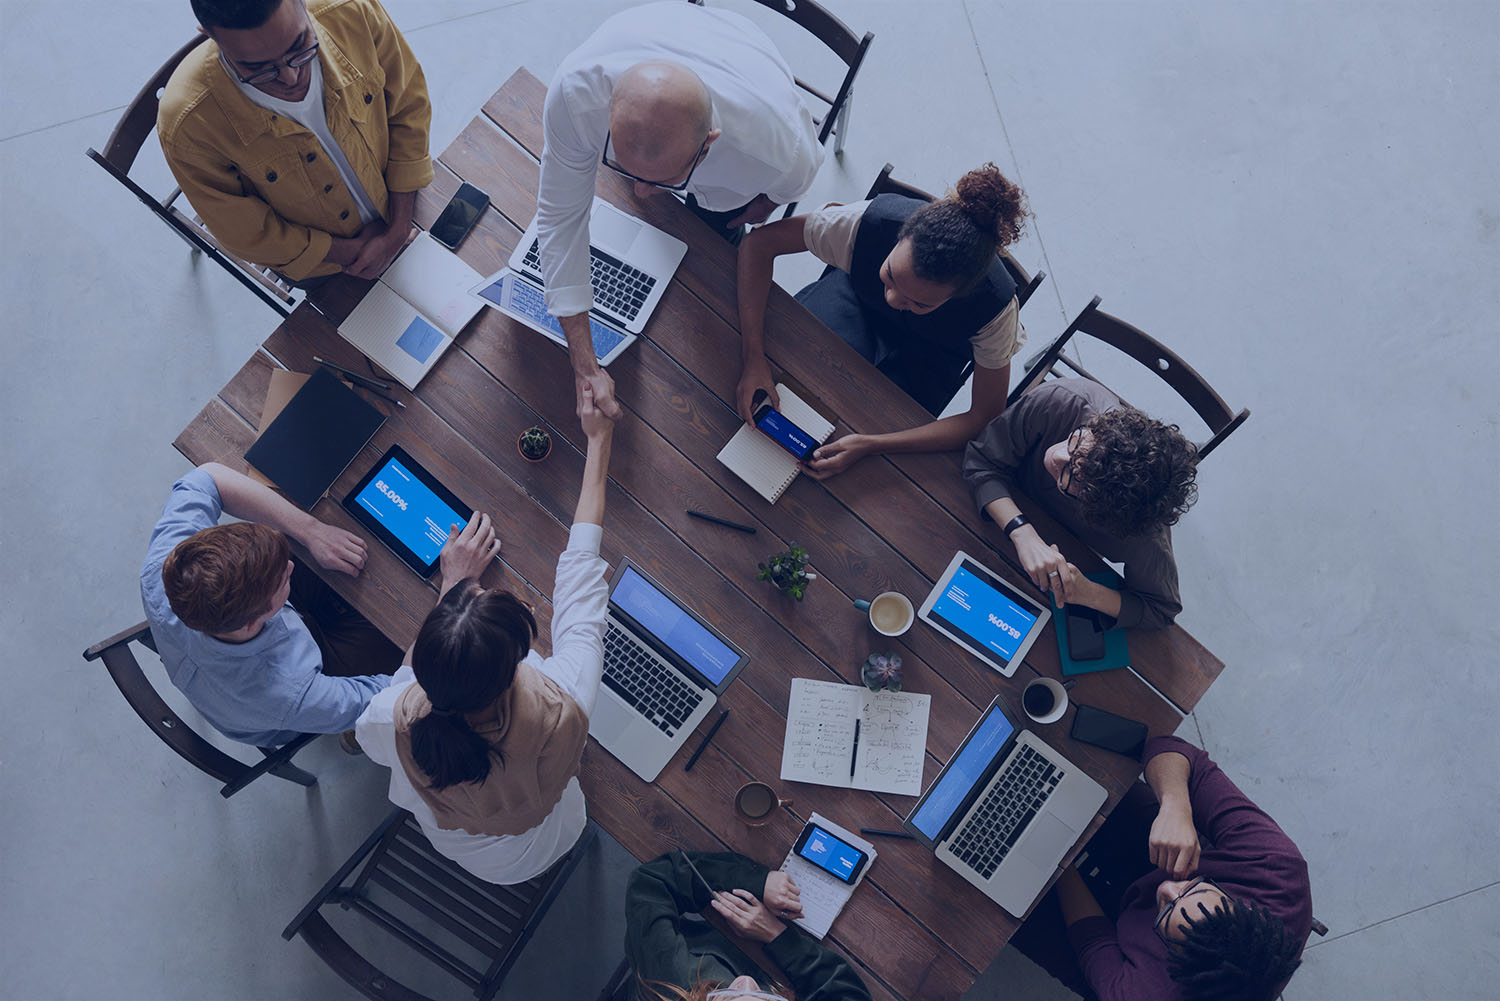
[779,678,930,797]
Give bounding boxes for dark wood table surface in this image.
[174,68,1224,1001]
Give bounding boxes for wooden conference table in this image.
[174,69,1224,1001]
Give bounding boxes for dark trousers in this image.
[684,193,750,245]
[288,561,403,680]
[1007,782,1162,1000]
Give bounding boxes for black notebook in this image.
[244,367,386,510]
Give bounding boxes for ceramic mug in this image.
[734,781,792,826]
[1022,677,1069,724]
[854,591,915,637]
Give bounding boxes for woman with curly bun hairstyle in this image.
[736,163,1032,479]
[963,379,1200,630]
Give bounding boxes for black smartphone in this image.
[751,390,818,461]
[1066,606,1107,661]
[1070,704,1149,759]
[793,822,869,884]
[429,182,489,249]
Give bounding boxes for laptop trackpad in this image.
[591,206,643,255]
[1019,812,1077,868]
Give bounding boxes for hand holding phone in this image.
[751,390,818,461]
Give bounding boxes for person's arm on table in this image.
[735,217,812,419]
[714,884,869,1001]
[1145,744,1200,878]
[199,462,365,575]
[625,852,774,986]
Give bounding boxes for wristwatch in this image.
[1002,514,1029,538]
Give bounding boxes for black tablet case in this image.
[244,367,385,510]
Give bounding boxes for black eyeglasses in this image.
[222,39,320,86]
[1058,428,1086,497]
[1153,876,1226,944]
[601,129,709,192]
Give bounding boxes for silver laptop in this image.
[904,695,1107,917]
[471,198,686,364]
[589,559,749,782]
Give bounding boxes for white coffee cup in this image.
[1022,677,1068,724]
[858,591,914,637]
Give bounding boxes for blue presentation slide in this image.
[353,457,466,565]
[930,564,1039,662]
[910,707,1016,840]
[613,567,738,685]
[756,408,817,458]
[799,825,862,881]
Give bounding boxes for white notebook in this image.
[336,233,483,390]
[780,678,931,797]
[778,813,876,940]
[716,384,835,503]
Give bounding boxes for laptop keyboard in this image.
[949,743,1062,880]
[522,240,656,322]
[602,622,704,736]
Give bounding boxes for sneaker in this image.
[339,730,364,756]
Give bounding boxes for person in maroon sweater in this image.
[1009,736,1311,1001]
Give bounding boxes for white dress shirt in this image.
[356,522,609,885]
[537,0,824,317]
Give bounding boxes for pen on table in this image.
[354,383,406,409]
[683,708,730,772]
[686,509,756,534]
[314,356,393,391]
[860,828,915,840]
[849,718,860,779]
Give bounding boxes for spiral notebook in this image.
[715,384,834,503]
[777,813,876,939]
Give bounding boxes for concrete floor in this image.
[3,1,1497,999]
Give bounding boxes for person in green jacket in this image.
[625,850,871,1001]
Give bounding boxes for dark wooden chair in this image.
[83,621,320,798]
[1006,296,1250,461]
[690,0,874,216]
[283,810,597,1001]
[595,959,633,1001]
[85,34,296,316]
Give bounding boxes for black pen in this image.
[849,718,860,779]
[860,828,915,840]
[686,509,756,534]
[314,356,393,391]
[353,383,406,409]
[683,709,729,772]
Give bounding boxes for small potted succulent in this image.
[757,543,816,601]
[860,651,904,692]
[517,425,552,462]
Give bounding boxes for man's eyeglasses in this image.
[222,39,320,86]
[601,129,709,192]
[1058,428,1086,497]
[1153,876,1226,944]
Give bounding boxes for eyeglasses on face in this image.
[601,129,709,192]
[223,38,320,86]
[1153,876,1226,943]
[1058,428,1087,497]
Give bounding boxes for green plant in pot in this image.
[757,543,816,601]
[860,651,903,692]
[517,426,552,462]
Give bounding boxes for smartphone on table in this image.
[1070,704,1149,759]
[1065,606,1108,661]
[793,822,869,884]
[751,390,818,461]
[430,182,489,250]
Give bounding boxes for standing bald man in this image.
[538,1,825,418]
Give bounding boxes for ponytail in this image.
[897,162,1030,295]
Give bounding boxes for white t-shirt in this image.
[231,56,381,226]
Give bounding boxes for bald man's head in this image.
[607,61,717,187]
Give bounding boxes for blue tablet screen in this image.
[351,455,466,566]
[928,562,1040,664]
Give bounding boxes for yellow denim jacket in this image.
[158,0,432,279]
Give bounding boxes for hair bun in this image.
[952,163,1030,247]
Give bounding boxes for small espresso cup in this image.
[1022,677,1069,724]
[854,591,915,637]
[734,781,792,827]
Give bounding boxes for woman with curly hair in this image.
[735,163,1031,479]
[963,378,1200,629]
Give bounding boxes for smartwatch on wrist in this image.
[1002,514,1029,538]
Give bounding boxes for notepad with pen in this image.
[716,384,835,504]
[779,678,930,796]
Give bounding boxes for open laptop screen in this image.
[909,704,1016,842]
[612,566,740,686]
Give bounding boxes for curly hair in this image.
[1070,408,1199,538]
[1168,899,1303,1001]
[897,163,1030,295]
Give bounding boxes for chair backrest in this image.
[83,620,317,797]
[284,811,596,1001]
[1008,295,1251,460]
[85,34,295,316]
[862,162,1047,309]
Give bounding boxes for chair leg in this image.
[833,89,853,156]
[220,732,320,797]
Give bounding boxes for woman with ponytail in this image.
[736,163,1031,478]
[355,385,616,884]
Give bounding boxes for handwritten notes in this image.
[779,813,877,940]
[781,678,930,796]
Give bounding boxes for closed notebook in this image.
[243,367,385,510]
[716,384,835,503]
[336,233,483,390]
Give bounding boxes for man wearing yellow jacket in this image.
[159,0,432,283]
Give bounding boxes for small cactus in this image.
[861,651,904,692]
[757,543,817,601]
[518,426,552,461]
